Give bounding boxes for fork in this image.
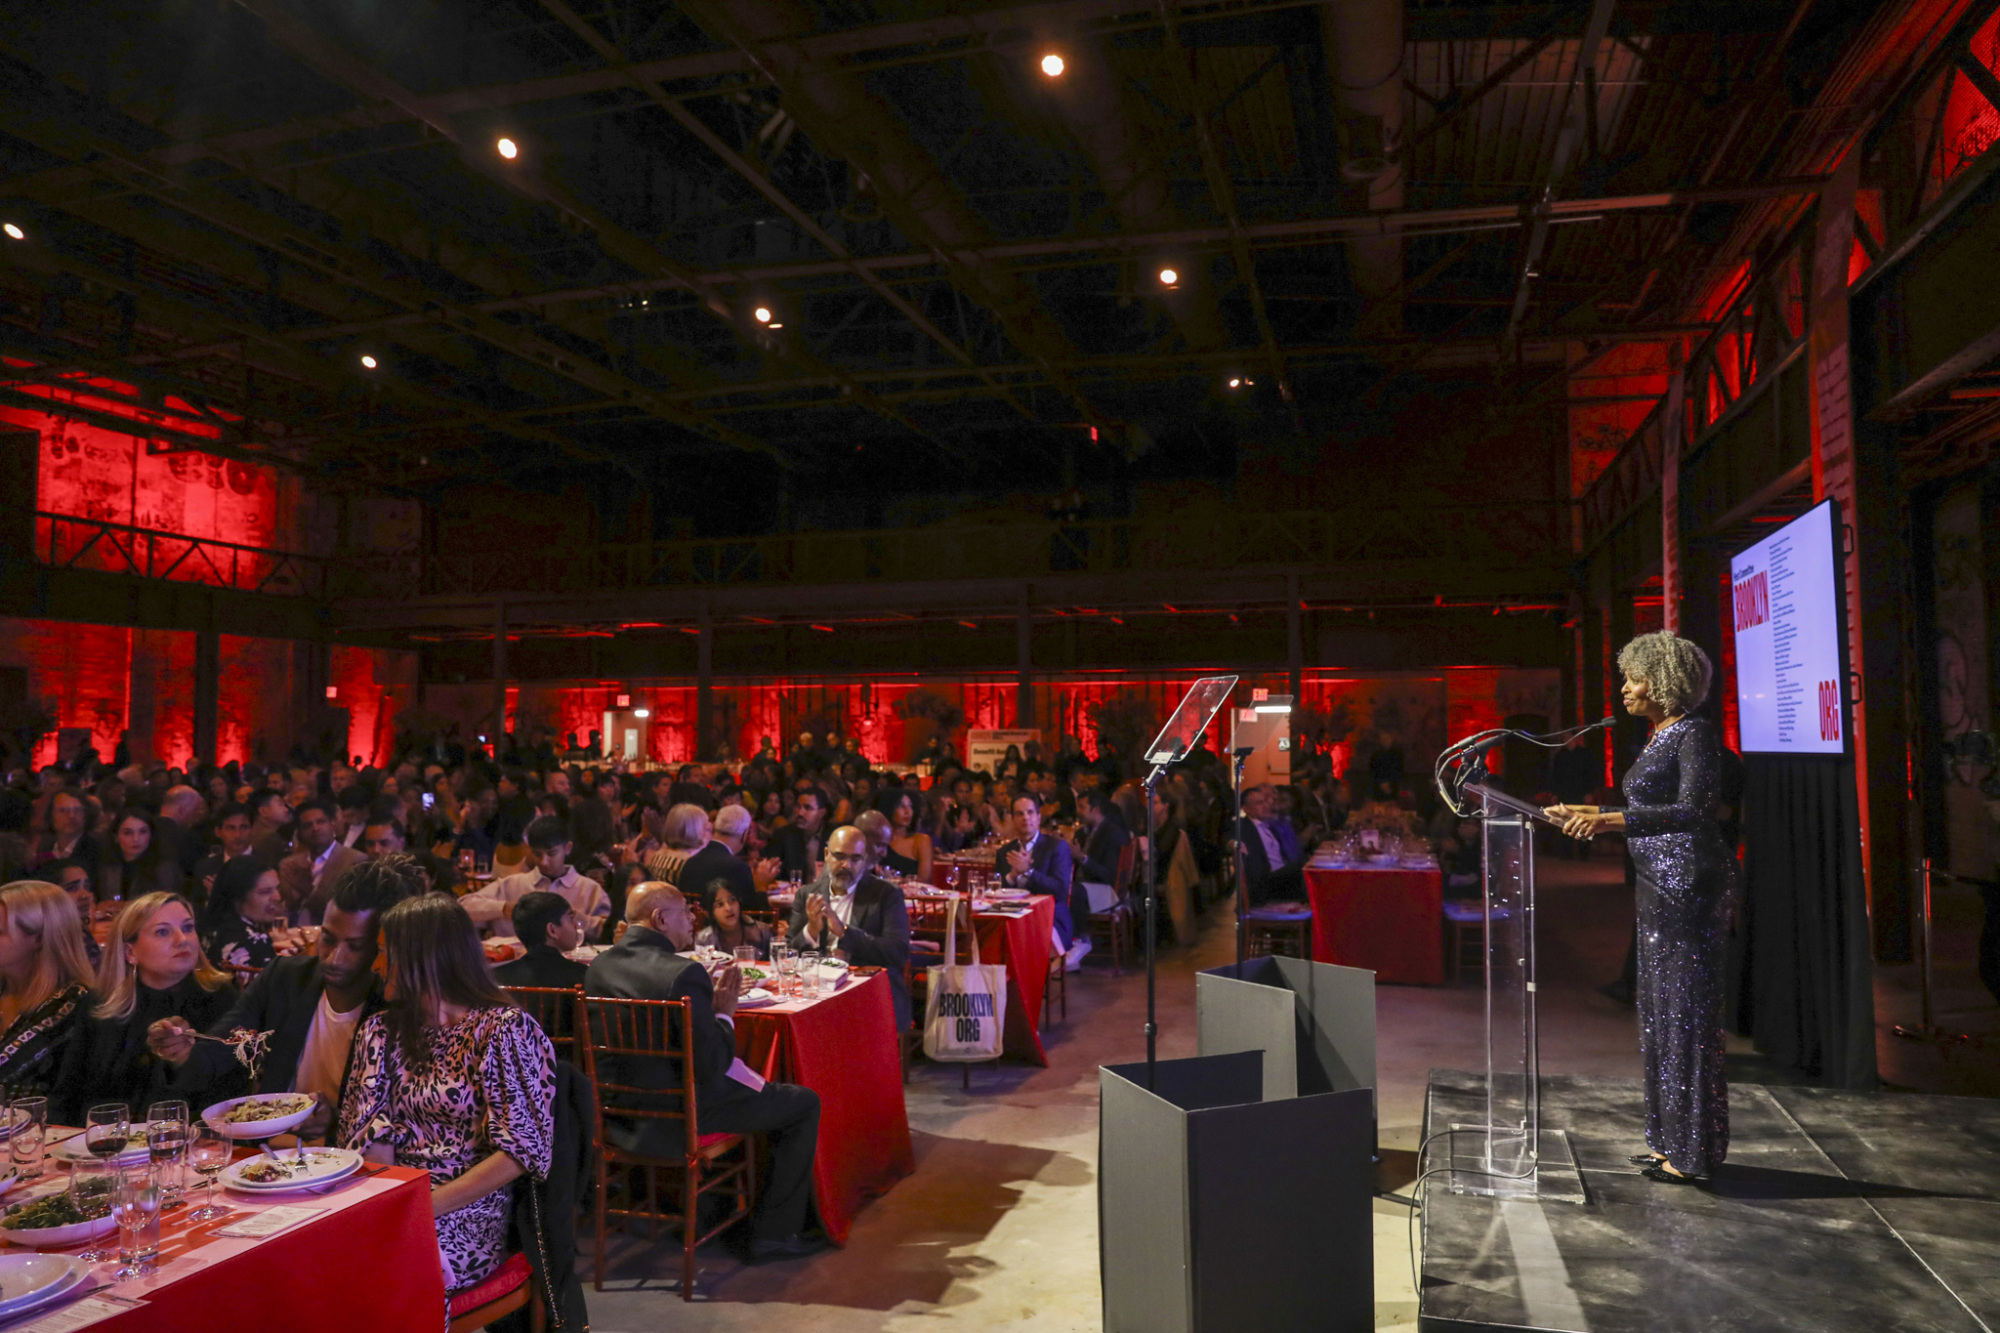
[307,1164,387,1194]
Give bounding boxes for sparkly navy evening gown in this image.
[1620,716,1734,1176]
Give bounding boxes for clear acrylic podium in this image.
[1448,783,1577,1200]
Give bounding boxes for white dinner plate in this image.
[223,1147,362,1193]
[47,1131,149,1168]
[0,1205,117,1250]
[203,1094,317,1141]
[733,988,778,1008]
[0,1254,86,1313]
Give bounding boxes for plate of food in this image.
[0,1190,116,1248]
[482,937,526,964]
[0,1253,89,1315]
[736,965,769,986]
[223,1147,362,1193]
[47,1129,150,1168]
[202,1092,318,1140]
[985,888,1032,900]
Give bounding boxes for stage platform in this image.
[1419,1069,2000,1333]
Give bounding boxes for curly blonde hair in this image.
[1616,632,1713,715]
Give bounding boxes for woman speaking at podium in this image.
[1543,632,1731,1185]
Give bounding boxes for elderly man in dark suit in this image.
[789,826,912,1030]
[1237,783,1307,906]
[996,793,1078,956]
[586,881,824,1263]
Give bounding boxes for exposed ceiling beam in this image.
[1501,0,1620,353]
[250,178,1826,345]
[1155,0,1300,429]
[529,0,1022,456]
[661,0,1115,438]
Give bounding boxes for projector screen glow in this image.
[1730,499,1845,755]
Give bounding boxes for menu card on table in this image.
[214,1205,328,1238]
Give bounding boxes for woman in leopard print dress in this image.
[338,894,555,1292]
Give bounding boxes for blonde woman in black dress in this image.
[1546,632,1733,1184]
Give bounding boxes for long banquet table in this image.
[2,1155,443,1332]
[1304,861,1445,985]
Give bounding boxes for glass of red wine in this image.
[79,1103,129,1261]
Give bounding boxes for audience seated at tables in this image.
[641,802,710,887]
[157,786,209,881]
[191,801,256,903]
[43,860,103,966]
[200,856,286,972]
[876,790,933,881]
[53,891,240,1123]
[995,795,1083,968]
[338,893,556,1294]
[587,881,824,1264]
[28,791,101,885]
[768,787,830,883]
[0,879,99,1100]
[248,789,293,868]
[461,816,611,940]
[149,856,424,1132]
[680,804,772,912]
[493,891,590,990]
[358,814,460,897]
[693,880,774,961]
[1236,784,1309,906]
[279,798,366,925]
[791,826,912,1030]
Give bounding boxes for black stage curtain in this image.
[1733,755,1877,1089]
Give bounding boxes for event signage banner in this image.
[966,728,1040,775]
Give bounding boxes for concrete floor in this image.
[588,847,2000,1331]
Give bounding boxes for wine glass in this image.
[84,1103,131,1165]
[186,1128,232,1222]
[110,1168,162,1281]
[146,1101,189,1204]
[770,945,796,998]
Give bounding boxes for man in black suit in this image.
[679,805,768,912]
[494,891,589,990]
[769,787,829,883]
[1236,784,1307,906]
[147,854,426,1136]
[995,793,1078,955]
[586,882,824,1263]
[790,826,912,1030]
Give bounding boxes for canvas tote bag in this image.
[922,893,1008,1062]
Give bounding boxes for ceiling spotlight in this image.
[633,707,650,718]
[1227,377,1242,389]
[1040,52,1066,78]
[1158,266,1179,287]
[359,354,378,369]
[767,322,784,330]
[496,137,519,160]
[753,306,772,324]
[1,223,22,241]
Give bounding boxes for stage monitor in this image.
[1729,499,1846,755]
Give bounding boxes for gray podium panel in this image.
[1099,1053,1374,1333]
[1197,954,1377,1113]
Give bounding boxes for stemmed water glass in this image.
[110,1167,162,1281]
[770,945,796,998]
[146,1101,189,1204]
[186,1127,232,1222]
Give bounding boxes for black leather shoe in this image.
[739,1235,833,1265]
[1628,1153,1665,1166]
[1641,1163,1705,1186]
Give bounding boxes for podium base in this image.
[1441,1125,1585,1204]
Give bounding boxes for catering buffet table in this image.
[3,1159,443,1333]
[730,971,914,1245]
[1304,862,1445,985]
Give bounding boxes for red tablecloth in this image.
[974,896,1055,1065]
[1305,865,1444,985]
[732,971,914,1245]
[93,1166,444,1333]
